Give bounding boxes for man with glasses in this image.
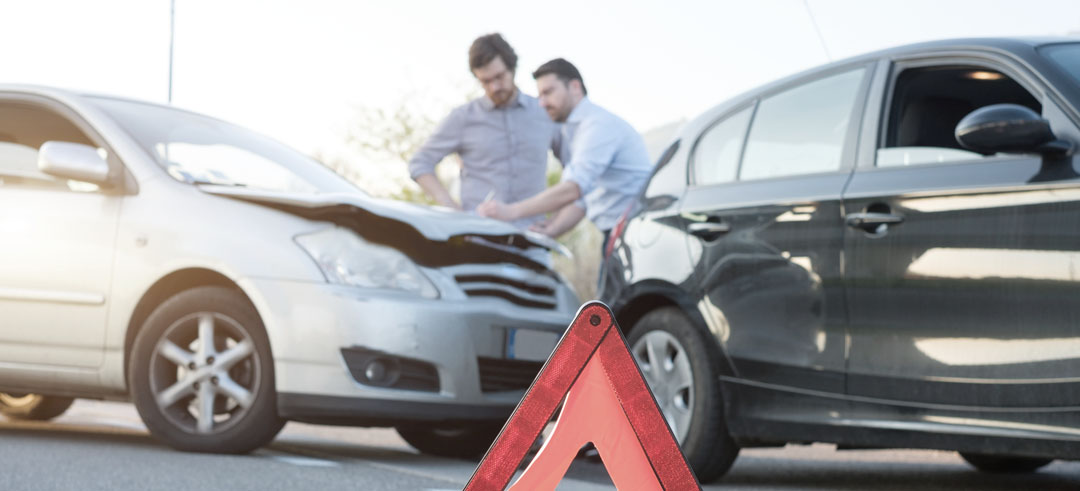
[408,33,557,229]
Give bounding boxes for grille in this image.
[477,357,545,392]
[455,272,559,310]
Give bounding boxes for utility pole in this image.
[168,0,175,104]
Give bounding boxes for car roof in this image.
[679,36,1080,142]
[0,83,252,129]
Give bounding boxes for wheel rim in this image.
[149,312,261,435]
[0,393,37,407]
[632,330,694,443]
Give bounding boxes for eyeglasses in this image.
[478,69,512,88]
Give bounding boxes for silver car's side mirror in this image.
[38,141,111,185]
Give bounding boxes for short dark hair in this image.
[532,58,587,95]
[469,33,517,72]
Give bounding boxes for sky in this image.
[2,0,1079,193]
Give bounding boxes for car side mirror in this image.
[955,104,1073,156]
[37,141,111,185]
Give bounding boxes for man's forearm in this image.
[509,181,581,221]
[414,173,460,209]
[541,204,586,238]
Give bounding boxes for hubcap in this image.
[632,330,694,443]
[149,312,260,435]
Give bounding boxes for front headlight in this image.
[295,227,439,299]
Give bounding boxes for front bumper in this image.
[241,277,576,426]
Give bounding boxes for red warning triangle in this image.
[465,302,700,490]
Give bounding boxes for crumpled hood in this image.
[198,184,569,256]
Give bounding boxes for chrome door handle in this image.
[688,221,731,238]
[846,212,903,236]
[845,212,904,228]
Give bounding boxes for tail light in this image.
[604,206,633,259]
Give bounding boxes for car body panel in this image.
[842,46,1080,412]
[0,187,119,369]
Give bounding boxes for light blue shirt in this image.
[556,98,653,231]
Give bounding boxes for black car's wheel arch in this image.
[610,280,737,380]
[611,281,745,481]
[124,268,258,387]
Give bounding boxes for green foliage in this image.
[389,183,438,206]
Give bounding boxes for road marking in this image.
[275,443,466,485]
[95,418,147,432]
[269,454,339,467]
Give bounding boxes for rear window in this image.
[1041,43,1080,85]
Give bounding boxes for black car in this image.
[599,37,1080,482]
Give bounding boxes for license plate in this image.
[505,328,560,361]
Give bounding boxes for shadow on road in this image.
[721,453,1080,490]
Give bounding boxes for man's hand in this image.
[529,219,552,236]
[477,200,516,221]
[436,199,463,211]
[415,174,461,210]
[536,204,585,238]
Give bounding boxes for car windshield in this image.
[90,97,360,194]
[1041,43,1080,87]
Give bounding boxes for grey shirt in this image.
[408,91,557,227]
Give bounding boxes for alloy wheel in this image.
[149,312,261,435]
[632,330,694,442]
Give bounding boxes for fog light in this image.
[365,360,387,382]
[362,357,400,387]
[340,347,438,391]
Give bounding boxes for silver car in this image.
[0,85,578,457]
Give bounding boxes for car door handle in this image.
[845,212,904,228]
[688,221,731,238]
[846,212,904,236]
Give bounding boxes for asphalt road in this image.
[2,400,1079,490]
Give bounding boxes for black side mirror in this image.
[955,104,1072,156]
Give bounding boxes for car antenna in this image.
[168,0,176,104]
[803,0,832,62]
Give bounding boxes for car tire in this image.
[396,422,504,460]
[129,286,284,453]
[628,307,740,482]
[959,452,1053,473]
[0,393,75,421]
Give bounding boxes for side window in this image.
[740,68,866,181]
[878,66,1041,167]
[0,102,99,191]
[692,105,753,186]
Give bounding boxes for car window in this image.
[739,68,866,181]
[692,105,753,186]
[878,66,1041,168]
[1040,43,1080,86]
[0,102,101,192]
[91,97,360,194]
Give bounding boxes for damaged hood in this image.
[198,185,570,256]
